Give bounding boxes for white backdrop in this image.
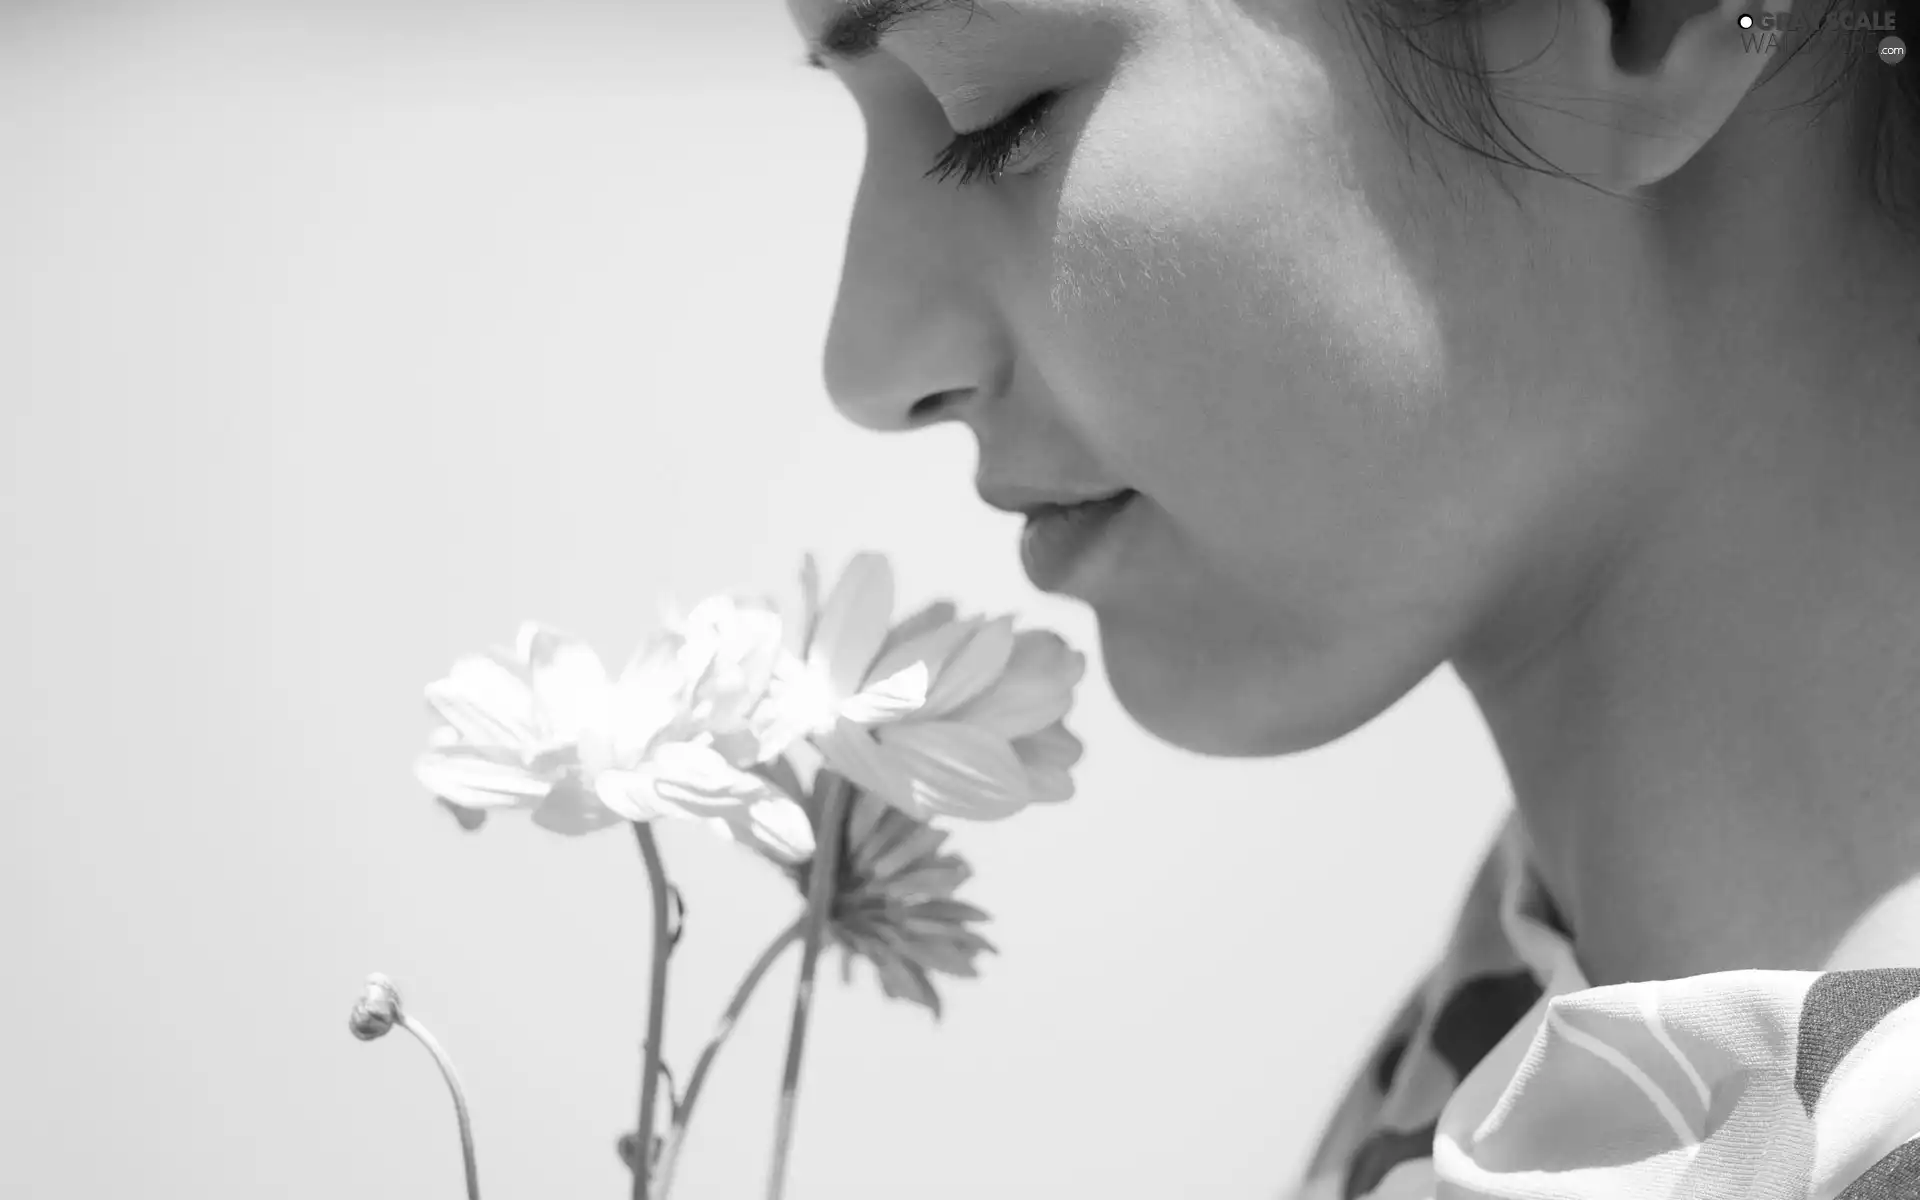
[0,4,1508,1197]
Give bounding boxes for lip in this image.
[976,483,1135,517]
[1014,489,1139,593]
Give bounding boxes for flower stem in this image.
[764,775,850,1200]
[397,1013,481,1200]
[652,916,805,1199]
[633,822,674,1200]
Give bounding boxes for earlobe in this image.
[1481,0,1794,192]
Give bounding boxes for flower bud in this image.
[348,972,402,1041]
[615,1131,661,1174]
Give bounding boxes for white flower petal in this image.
[784,553,823,659]
[707,727,765,769]
[680,598,788,738]
[1023,765,1075,803]
[839,662,931,725]
[734,675,818,764]
[1012,721,1081,803]
[606,635,685,762]
[865,614,975,694]
[425,655,539,749]
[653,595,686,634]
[528,631,611,745]
[755,757,811,808]
[871,601,960,669]
[594,766,670,822]
[535,777,627,835]
[619,629,687,696]
[945,632,1084,738]
[1012,720,1083,769]
[921,615,1016,719]
[648,741,785,811]
[726,613,786,700]
[415,745,552,810]
[815,718,909,809]
[809,552,894,701]
[511,620,553,664]
[711,795,817,864]
[759,655,838,741]
[873,721,1032,821]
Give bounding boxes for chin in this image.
[1093,608,1401,759]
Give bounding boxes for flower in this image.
[348,973,402,1041]
[415,622,814,861]
[780,771,998,1018]
[669,592,797,768]
[774,552,1088,821]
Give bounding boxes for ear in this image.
[1477,0,1793,192]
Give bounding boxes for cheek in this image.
[999,37,1526,754]
[1031,41,1451,569]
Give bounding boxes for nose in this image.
[820,163,1007,432]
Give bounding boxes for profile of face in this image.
[788,0,1801,756]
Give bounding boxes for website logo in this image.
[1737,9,1903,62]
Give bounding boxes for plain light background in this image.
[0,3,1510,1197]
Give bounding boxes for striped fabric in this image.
[1291,815,1920,1200]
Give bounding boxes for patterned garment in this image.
[1292,814,1920,1200]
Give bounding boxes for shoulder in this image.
[1823,873,1920,971]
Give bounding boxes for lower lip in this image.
[1019,491,1137,592]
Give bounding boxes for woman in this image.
[788,0,1920,1194]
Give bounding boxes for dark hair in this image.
[1345,0,1920,228]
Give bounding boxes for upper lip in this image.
[976,482,1136,516]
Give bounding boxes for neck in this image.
[1456,211,1920,988]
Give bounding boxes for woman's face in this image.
[790,0,1671,756]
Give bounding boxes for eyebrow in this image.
[802,0,983,68]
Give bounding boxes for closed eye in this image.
[924,90,1061,187]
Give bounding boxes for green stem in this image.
[653,916,806,1199]
[397,1013,480,1200]
[764,775,850,1200]
[633,823,673,1200]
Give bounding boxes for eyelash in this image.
[924,90,1061,187]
